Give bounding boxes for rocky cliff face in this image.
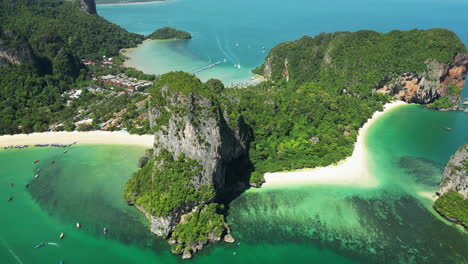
[0,31,34,67]
[80,0,97,15]
[148,86,249,194]
[137,73,250,251]
[437,144,468,198]
[376,54,468,104]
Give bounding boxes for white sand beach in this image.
[97,0,171,6]
[0,131,154,147]
[262,101,407,188]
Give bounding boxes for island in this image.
[434,144,468,229]
[148,27,192,40]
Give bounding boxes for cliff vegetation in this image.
[434,191,468,229]
[123,149,215,217]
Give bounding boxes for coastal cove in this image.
[262,101,406,188]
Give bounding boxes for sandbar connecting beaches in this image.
[263,101,407,188]
[0,131,154,148]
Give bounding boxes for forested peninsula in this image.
[1,0,468,259]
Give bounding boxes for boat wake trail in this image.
[216,35,234,64]
[0,238,24,264]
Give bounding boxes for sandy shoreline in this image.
[0,131,154,148]
[262,101,407,188]
[121,39,153,71]
[97,0,171,6]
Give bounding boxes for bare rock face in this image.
[135,205,178,238]
[376,54,468,104]
[149,92,247,191]
[80,0,97,15]
[437,144,468,198]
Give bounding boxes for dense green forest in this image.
[254,29,466,96]
[222,81,388,177]
[0,0,144,134]
[148,27,192,40]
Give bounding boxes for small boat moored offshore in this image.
[64,150,68,153]
[34,174,39,179]
[34,242,45,248]
[7,196,12,201]
[50,160,55,164]
[103,227,108,234]
[59,232,64,239]
[76,222,81,229]
[33,160,40,163]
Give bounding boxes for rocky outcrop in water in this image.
[129,72,252,257]
[437,144,468,198]
[375,54,468,104]
[80,0,97,15]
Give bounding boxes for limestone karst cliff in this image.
[124,73,251,258]
[376,54,468,105]
[80,0,97,15]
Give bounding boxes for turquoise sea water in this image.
[99,0,468,86]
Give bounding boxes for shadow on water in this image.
[398,156,444,186]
